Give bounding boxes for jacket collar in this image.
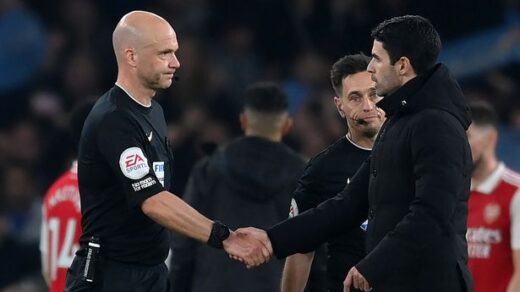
[376,66,432,117]
[376,63,471,130]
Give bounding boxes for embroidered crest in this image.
[484,203,501,224]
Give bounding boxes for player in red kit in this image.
[467,101,520,292]
[40,102,94,292]
[40,162,82,292]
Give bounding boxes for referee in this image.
[281,54,384,292]
[64,11,269,292]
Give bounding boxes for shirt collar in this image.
[70,160,78,174]
[345,134,372,151]
[115,83,152,108]
[472,162,505,194]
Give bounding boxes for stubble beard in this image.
[147,74,171,91]
[361,126,379,139]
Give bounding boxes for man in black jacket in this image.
[236,15,473,292]
[170,82,305,292]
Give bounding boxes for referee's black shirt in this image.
[78,85,172,265]
[291,136,370,290]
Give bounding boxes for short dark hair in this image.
[371,15,441,75]
[330,53,371,96]
[469,100,499,130]
[242,82,288,113]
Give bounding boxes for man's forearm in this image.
[508,249,520,292]
[142,191,213,242]
[281,252,314,292]
[507,272,520,292]
[42,269,50,286]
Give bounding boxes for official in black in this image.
[281,54,384,292]
[64,11,269,292]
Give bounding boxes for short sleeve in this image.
[292,158,327,213]
[510,189,520,249]
[97,112,165,208]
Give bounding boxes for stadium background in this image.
[0,0,519,290]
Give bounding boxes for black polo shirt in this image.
[78,85,173,265]
[291,136,370,291]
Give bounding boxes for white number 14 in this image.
[47,218,79,280]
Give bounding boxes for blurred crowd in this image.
[0,0,519,290]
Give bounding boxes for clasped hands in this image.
[222,227,372,292]
[222,227,273,268]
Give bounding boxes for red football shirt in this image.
[468,163,520,292]
[40,162,82,292]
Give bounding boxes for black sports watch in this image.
[207,221,230,249]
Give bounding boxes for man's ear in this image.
[125,48,138,67]
[239,112,247,132]
[282,116,294,136]
[486,128,499,151]
[334,96,345,117]
[398,56,415,76]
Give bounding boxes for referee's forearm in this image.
[142,191,213,242]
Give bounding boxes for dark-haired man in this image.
[237,15,473,292]
[466,101,520,292]
[170,82,305,292]
[281,54,383,292]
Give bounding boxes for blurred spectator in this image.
[283,51,329,115]
[5,121,41,165]
[0,0,46,127]
[61,51,101,106]
[0,207,42,291]
[1,163,41,243]
[0,0,46,92]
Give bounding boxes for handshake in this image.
[222,227,273,268]
[219,226,373,292]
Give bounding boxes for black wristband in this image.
[207,221,230,249]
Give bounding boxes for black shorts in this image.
[64,255,170,292]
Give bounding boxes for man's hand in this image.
[223,229,272,267]
[226,227,273,268]
[344,266,372,292]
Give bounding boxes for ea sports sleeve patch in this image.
[119,147,150,180]
[115,147,164,207]
[97,112,165,208]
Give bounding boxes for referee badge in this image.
[119,147,150,180]
[153,161,165,187]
